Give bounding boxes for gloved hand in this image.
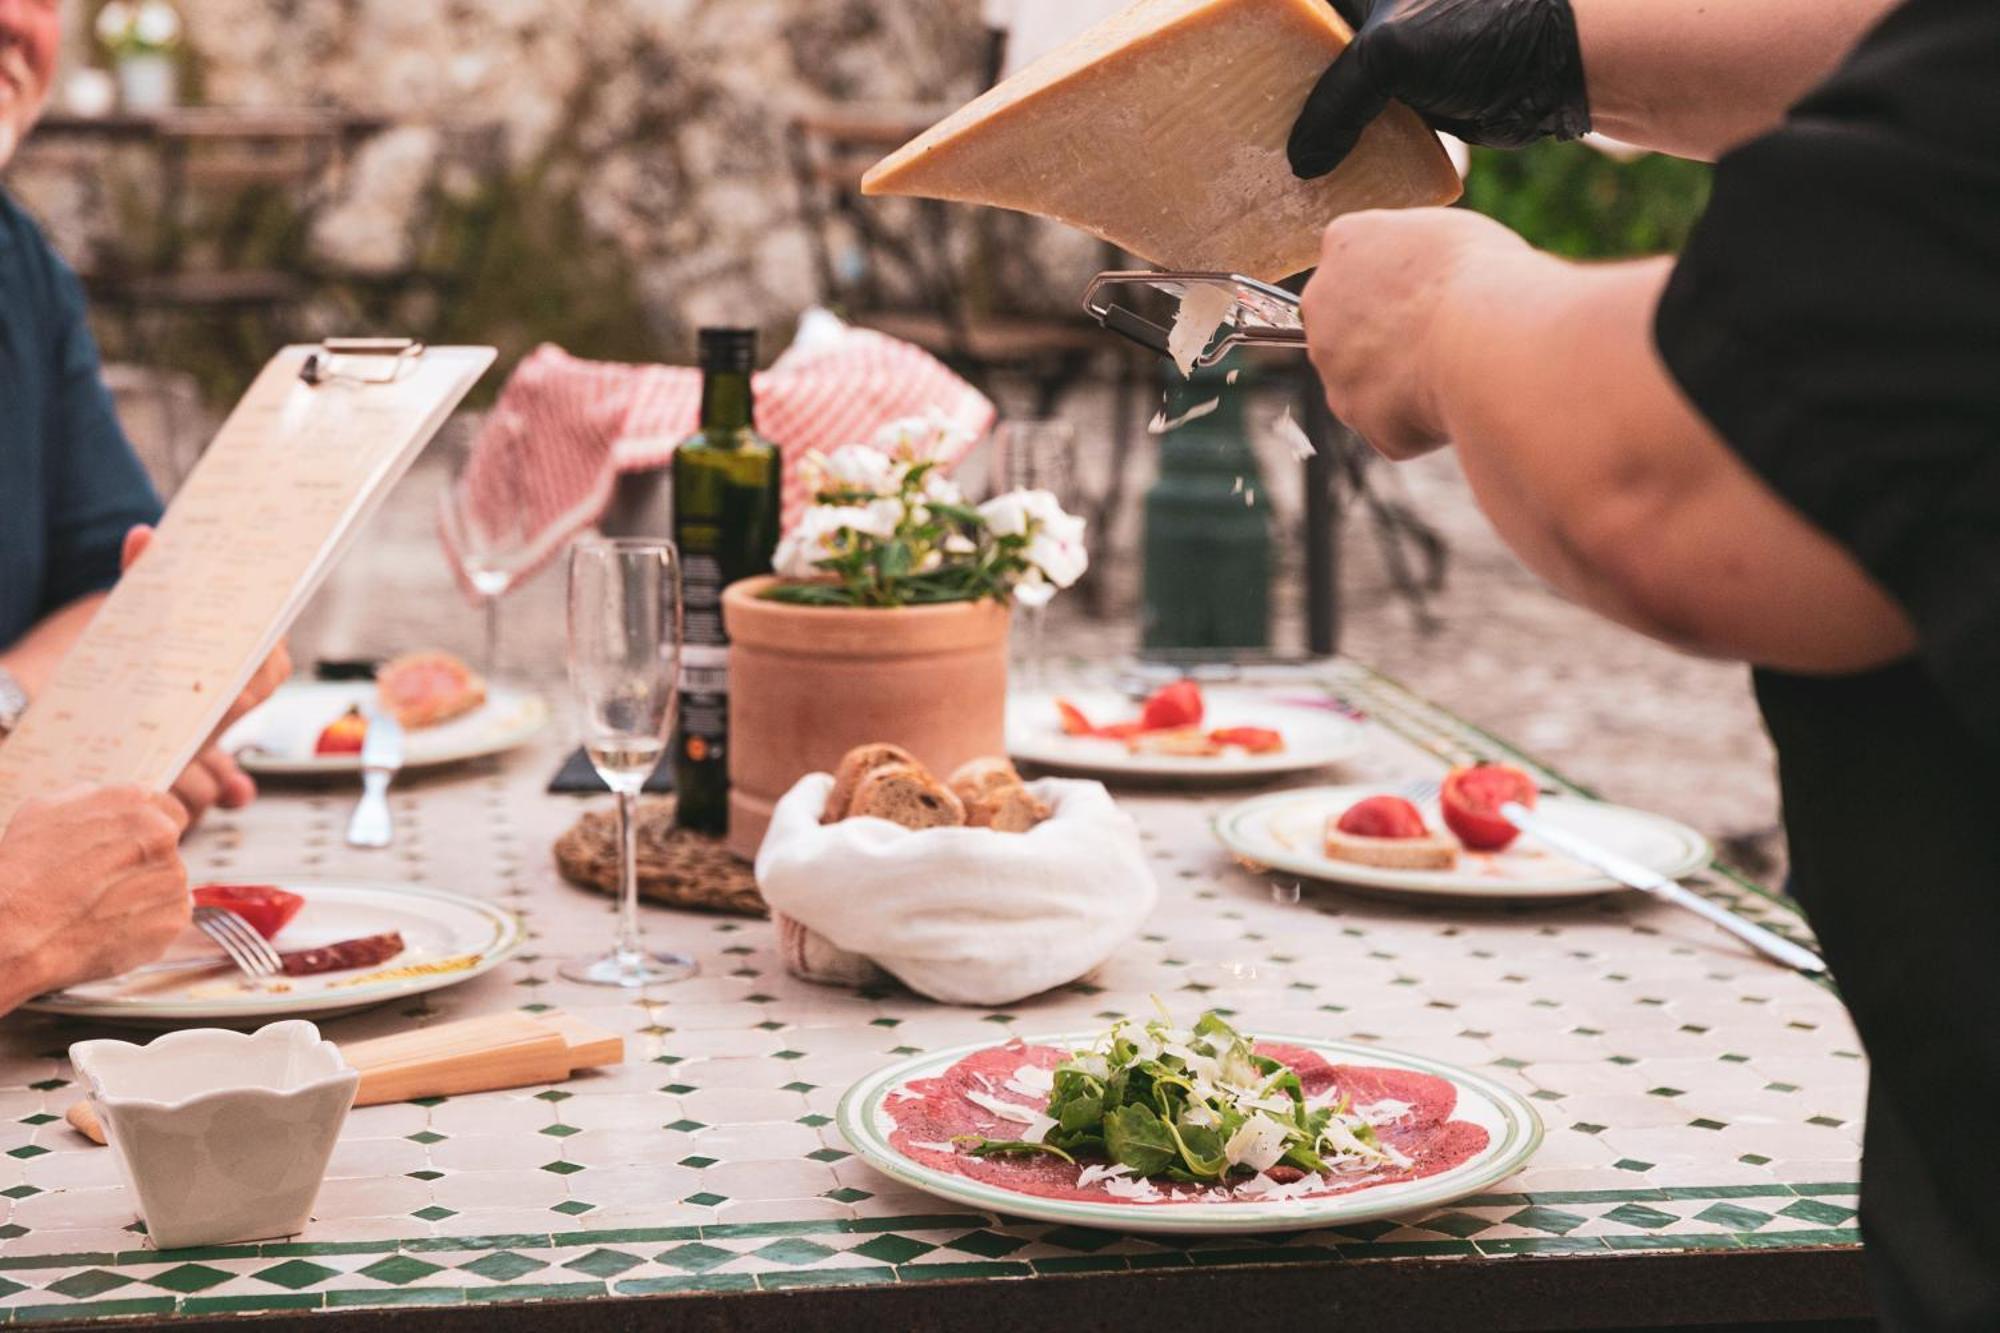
[1289,0,1591,179]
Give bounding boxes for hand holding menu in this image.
[0,342,495,824]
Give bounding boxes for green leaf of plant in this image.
[1102,1103,1178,1176]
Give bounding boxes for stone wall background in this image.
[15,0,1103,380]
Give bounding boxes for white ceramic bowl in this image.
[70,1020,358,1249]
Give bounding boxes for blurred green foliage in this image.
[1460,141,1712,258]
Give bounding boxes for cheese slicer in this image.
[1082,270,1307,369]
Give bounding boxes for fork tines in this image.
[191,906,284,979]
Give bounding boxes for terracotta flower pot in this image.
[722,576,1010,860]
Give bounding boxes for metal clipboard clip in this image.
[1082,271,1306,369]
[299,338,427,387]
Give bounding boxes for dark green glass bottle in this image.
[672,328,781,835]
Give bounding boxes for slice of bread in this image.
[849,763,967,831]
[963,783,1050,833]
[1126,727,1222,758]
[1323,823,1460,871]
[824,743,922,822]
[947,756,1023,805]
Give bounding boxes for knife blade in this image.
[345,707,404,848]
[1500,801,1826,974]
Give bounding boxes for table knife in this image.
[1499,801,1826,974]
[345,708,404,848]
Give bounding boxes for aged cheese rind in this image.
[862,0,1461,282]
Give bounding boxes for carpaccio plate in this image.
[837,1033,1541,1235]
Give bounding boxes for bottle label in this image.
[679,643,730,698]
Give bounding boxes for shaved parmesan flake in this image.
[1223,1114,1294,1173]
[888,1087,924,1103]
[1359,1099,1412,1126]
[1075,1162,1135,1189]
[1274,406,1317,460]
[1005,1065,1056,1099]
[909,1140,960,1154]
[1236,1171,1325,1201]
[1024,1113,1059,1145]
[1147,399,1220,435]
[1167,284,1236,377]
[1102,1174,1165,1201]
[964,1089,1043,1124]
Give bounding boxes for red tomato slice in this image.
[314,706,367,755]
[1140,680,1204,731]
[1055,699,1098,737]
[1335,795,1431,840]
[1440,764,1538,851]
[193,883,306,940]
[1209,726,1284,754]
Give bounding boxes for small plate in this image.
[27,881,524,1023]
[1007,689,1362,781]
[838,1033,1541,1235]
[1215,785,1712,900]
[224,680,549,776]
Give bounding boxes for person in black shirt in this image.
[1290,0,1999,1325]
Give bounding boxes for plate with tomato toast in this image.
[1008,683,1363,781]
[225,672,550,776]
[25,880,524,1023]
[1214,774,1711,899]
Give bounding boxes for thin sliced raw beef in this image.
[886,1040,1490,1206]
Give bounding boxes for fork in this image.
[191,906,285,982]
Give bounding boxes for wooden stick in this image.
[65,1010,624,1145]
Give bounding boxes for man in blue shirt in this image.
[1,1,287,1009]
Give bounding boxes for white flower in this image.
[874,410,974,466]
[96,2,134,43]
[865,496,904,536]
[1025,527,1088,589]
[133,1,181,45]
[773,503,893,578]
[922,469,965,507]
[1011,571,1056,609]
[814,444,901,497]
[978,491,1032,538]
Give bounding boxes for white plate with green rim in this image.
[837,1034,1541,1235]
[1214,785,1712,900]
[224,679,550,776]
[26,881,524,1024]
[1007,689,1364,781]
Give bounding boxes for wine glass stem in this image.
[1023,604,1047,693]
[482,597,501,679]
[615,788,643,962]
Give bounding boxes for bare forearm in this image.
[1575,0,1897,159]
[1428,252,1913,672]
[0,592,106,698]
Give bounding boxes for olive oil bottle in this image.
[671,328,781,835]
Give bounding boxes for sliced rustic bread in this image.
[1322,823,1460,871]
[823,743,921,823]
[849,763,967,831]
[963,783,1050,833]
[947,756,1023,805]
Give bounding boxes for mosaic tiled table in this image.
[0,663,1872,1329]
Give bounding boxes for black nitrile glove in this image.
[1289,0,1591,179]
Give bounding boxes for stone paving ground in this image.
[121,373,1788,885]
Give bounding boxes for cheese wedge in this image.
[862,0,1461,282]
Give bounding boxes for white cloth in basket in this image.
[756,773,1156,1006]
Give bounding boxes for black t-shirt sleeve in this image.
[1654,0,2000,742]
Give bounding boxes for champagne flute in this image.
[993,419,1079,694]
[439,437,533,679]
[562,537,697,987]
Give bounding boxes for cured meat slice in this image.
[886,1040,1489,1206]
[376,652,486,730]
[280,931,406,977]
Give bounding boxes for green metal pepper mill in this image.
[1140,355,1272,652]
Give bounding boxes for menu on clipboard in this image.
[0,341,496,824]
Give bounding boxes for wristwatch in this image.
[0,666,27,741]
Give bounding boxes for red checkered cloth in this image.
[442,313,995,592]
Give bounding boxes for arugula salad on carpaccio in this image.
[884,1010,1491,1204]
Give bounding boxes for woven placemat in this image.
[554,798,765,917]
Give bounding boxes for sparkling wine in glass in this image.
[440,437,534,679]
[562,536,696,987]
[993,418,1079,694]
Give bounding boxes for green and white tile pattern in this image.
[0,663,1863,1322]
